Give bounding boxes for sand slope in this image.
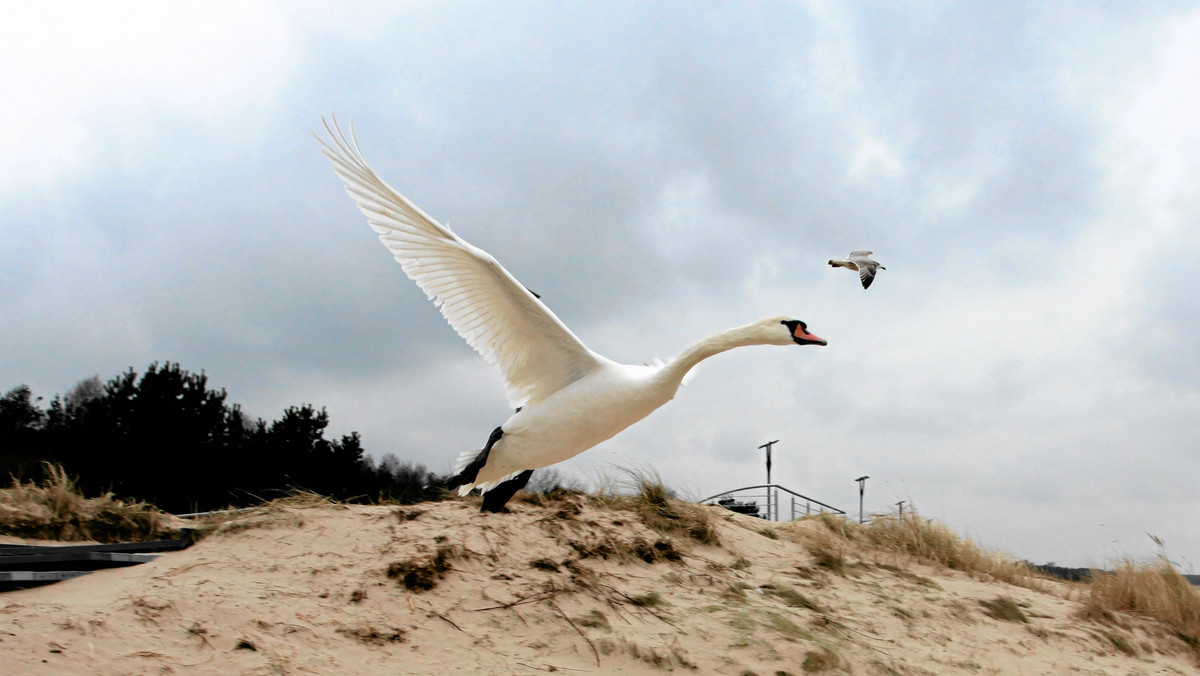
[2,496,1196,675]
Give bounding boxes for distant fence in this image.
[699,484,845,521]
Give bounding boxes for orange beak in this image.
[793,325,827,346]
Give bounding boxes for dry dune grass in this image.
[1083,557,1200,647]
[587,468,720,546]
[0,463,174,542]
[861,512,1040,587]
[780,510,1040,588]
[783,507,1200,658]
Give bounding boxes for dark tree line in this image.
[0,363,447,513]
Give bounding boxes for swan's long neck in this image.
[662,323,771,387]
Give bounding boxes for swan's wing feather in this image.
[317,118,602,407]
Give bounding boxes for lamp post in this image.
[759,440,778,521]
[855,476,869,524]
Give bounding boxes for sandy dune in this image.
[2,496,1196,675]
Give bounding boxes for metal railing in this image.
[699,484,845,521]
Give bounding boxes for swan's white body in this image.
[317,119,826,501]
[829,251,885,289]
[458,321,810,489]
[475,361,667,487]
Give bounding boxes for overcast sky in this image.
[3,1,1198,569]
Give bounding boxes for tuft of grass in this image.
[530,557,560,572]
[575,609,611,631]
[802,645,842,672]
[874,562,942,590]
[268,489,338,509]
[723,582,750,603]
[802,529,847,575]
[567,533,680,564]
[1083,557,1200,647]
[630,591,665,608]
[593,468,719,546]
[632,538,683,564]
[394,508,424,521]
[604,637,695,670]
[0,463,174,542]
[336,624,407,645]
[1093,628,1139,656]
[978,596,1029,623]
[761,610,812,641]
[787,509,1038,588]
[386,544,466,592]
[762,584,826,613]
[862,512,1037,587]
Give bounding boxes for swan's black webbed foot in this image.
[480,470,535,513]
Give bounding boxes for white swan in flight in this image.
[317,118,827,512]
[829,251,885,289]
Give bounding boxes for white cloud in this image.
[0,1,295,193]
[847,135,906,182]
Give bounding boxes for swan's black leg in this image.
[481,470,535,513]
[447,426,504,491]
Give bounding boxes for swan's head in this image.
[765,316,826,346]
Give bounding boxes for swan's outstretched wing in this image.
[317,118,603,408]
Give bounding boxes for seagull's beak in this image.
[793,325,827,346]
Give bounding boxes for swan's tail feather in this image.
[447,426,504,496]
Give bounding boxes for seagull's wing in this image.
[317,118,604,408]
[859,264,878,289]
[847,250,874,259]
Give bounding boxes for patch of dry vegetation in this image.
[1083,557,1200,648]
[762,583,827,613]
[386,544,467,592]
[0,463,174,542]
[335,623,407,645]
[783,511,1038,588]
[802,644,844,672]
[978,596,1029,623]
[190,490,337,538]
[590,469,719,546]
[782,509,1200,658]
[862,513,1038,587]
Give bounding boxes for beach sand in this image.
[2,495,1196,675]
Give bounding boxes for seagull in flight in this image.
[829,251,885,289]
